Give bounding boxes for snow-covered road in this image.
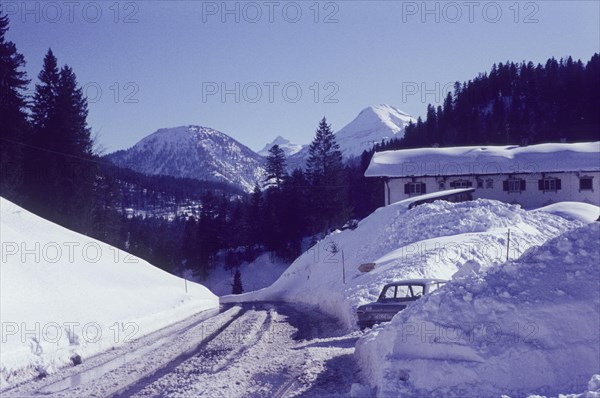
[3,303,361,398]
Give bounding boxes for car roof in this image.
[383,279,448,287]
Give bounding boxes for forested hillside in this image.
[376,54,600,151]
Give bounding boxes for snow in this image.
[334,105,416,158]
[0,197,218,388]
[223,197,582,333]
[288,104,415,168]
[535,202,600,224]
[206,253,290,296]
[355,222,600,397]
[365,141,600,177]
[257,136,304,157]
[399,187,474,208]
[106,125,266,192]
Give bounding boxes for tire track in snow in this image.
[110,305,257,398]
[125,306,272,397]
[1,306,231,398]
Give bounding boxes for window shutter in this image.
[503,180,509,191]
[556,179,562,190]
[404,183,410,194]
[421,182,426,194]
[538,179,544,190]
[520,179,526,191]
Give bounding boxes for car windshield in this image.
[380,284,424,301]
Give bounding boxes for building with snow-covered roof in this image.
[365,142,600,209]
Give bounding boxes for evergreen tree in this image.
[54,65,96,231]
[24,49,61,215]
[181,216,198,266]
[31,49,59,132]
[232,269,243,294]
[26,50,96,232]
[305,117,348,232]
[0,12,30,200]
[264,144,287,189]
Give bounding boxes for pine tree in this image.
[305,117,348,232]
[232,269,243,294]
[31,49,59,132]
[181,216,198,266]
[23,49,60,215]
[0,12,30,199]
[26,50,96,232]
[55,65,96,231]
[265,144,287,190]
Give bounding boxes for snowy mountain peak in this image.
[107,125,266,192]
[334,105,416,157]
[287,104,416,168]
[258,136,304,157]
[356,104,413,127]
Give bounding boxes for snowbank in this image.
[0,197,218,388]
[356,222,600,397]
[207,253,289,296]
[223,198,581,330]
[535,202,600,224]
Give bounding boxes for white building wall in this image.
[385,171,600,209]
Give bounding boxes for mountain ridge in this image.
[105,125,266,193]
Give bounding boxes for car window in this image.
[396,285,411,298]
[383,286,396,299]
[410,285,424,297]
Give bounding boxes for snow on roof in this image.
[365,142,600,178]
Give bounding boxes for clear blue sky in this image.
[5,1,599,152]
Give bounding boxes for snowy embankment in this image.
[207,253,289,296]
[0,197,218,388]
[535,201,600,223]
[223,198,584,330]
[356,222,600,397]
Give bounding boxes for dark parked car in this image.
[356,279,447,329]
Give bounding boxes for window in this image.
[410,285,424,297]
[539,178,561,192]
[503,178,526,193]
[396,285,423,298]
[383,286,396,299]
[396,285,410,298]
[439,181,445,190]
[486,178,494,189]
[450,179,472,188]
[477,179,484,189]
[428,282,445,293]
[580,177,593,191]
[404,182,426,196]
[508,179,521,192]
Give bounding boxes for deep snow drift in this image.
[223,198,584,330]
[535,201,600,224]
[0,197,218,388]
[356,222,600,397]
[206,253,289,296]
